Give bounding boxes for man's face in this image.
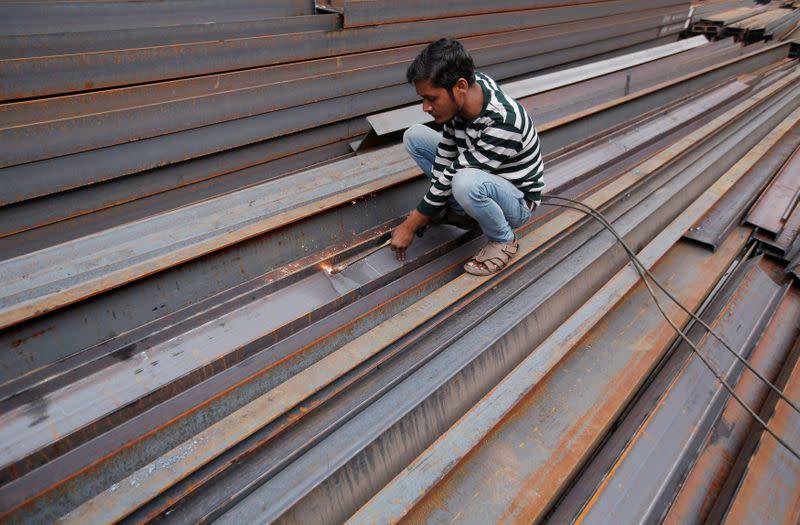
[414,79,465,124]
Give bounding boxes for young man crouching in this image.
[390,38,545,275]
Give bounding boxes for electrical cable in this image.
[544,195,800,417]
[539,195,800,462]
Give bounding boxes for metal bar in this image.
[0,117,368,242]
[0,80,752,516]
[349,100,800,525]
[662,285,800,524]
[160,77,800,524]
[0,0,693,100]
[0,14,340,59]
[364,40,793,139]
[58,93,730,521]
[573,257,788,524]
[0,7,684,173]
[341,0,623,28]
[686,124,800,250]
[746,144,800,234]
[720,346,800,524]
[0,1,315,36]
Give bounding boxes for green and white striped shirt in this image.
[417,72,545,216]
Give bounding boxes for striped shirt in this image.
[417,72,545,217]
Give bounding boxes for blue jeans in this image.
[403,123,532,243]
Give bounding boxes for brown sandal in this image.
[463,237,519,275]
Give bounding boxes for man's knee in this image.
[451,169,485,205]
[403,124,426,154]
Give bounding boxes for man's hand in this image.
[391,209,431,261]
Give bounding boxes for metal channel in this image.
[0,117,369,244]
[720,347,800,524]
[662,285,800,524]
[6,46,784,340]
[0,173,424,383]
[57,86,752,520]
[349,92,800,525]
[0,8,686,198]
[383,232,751,525]
[341,0,607,28]
[0,15,341,59]
[573,257,789,524]
[0,0,687,100]
[686,124,800,250]
[183,78,800,524]
[0,1,315,35]
[746,143,800,234]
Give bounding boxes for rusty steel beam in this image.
[0,75,756,520]
[349,100,800,525]
[0,0,689,100]
[746,143,800,234]
[0,48,786,332]
[384,231,752,525]
[70,73,800,519]
[720,346,800,524]
[341,0,613,28]
[0,1,315,36]
[572,257,789,524]
[662,285,800,524]
[0,117,370,245]
[52,82,742,522]
[686,123,800,250]
[0,14,340,59]
[363,40,794,142]
[0,7,686,179]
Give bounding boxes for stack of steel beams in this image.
[690,2,800,41]
[727,6,800,41]
[0,30,798,522]
[0,0,693,262]
[745,146,800,277]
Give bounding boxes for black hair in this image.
[406,38,476,90]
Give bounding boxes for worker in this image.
[390,38,545,275]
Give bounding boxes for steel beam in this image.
[0,0,692,100]
[720,348,800,524]
[662,285,800,524]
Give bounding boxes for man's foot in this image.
[463,237,518,275]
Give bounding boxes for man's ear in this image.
[455,77,469,93]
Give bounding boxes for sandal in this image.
[463,237,519,275]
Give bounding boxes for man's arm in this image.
[390,209,430,261]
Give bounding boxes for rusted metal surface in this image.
[53,79,760,520]
[0,119,369,250]
[351,98,800,525]
[686,123,800,250]
[368,229,751,525]
[366,34,712,138]
[0,14,340,59]
[573,256,789,524]
[2,13,799,522]
[3,45,789,334]
[363,40,793,143]
[721,346,800,524]
[341,0,607,28]
[0,145,419,331]
[746,143,800,234]
[0,7,688,206]
[0,0,687,101]
[663,285,800,524]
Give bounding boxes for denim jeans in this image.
[403,123,532,243]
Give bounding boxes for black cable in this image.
[540,195,800,462]
[545,195,800,416]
